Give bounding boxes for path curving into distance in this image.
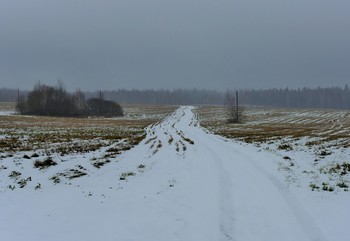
[1,106,329,241]
[113,106,328,241]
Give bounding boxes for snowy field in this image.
[197,106,350,193]
[1,104,349,241]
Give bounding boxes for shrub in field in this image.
[50,175,61,184]
[327,162,350,175]
[35,183,42,190]
[34,157,57,170]
[182,136,194,145]
[309,183,320,191]
[18,178,28,188]
[65,169,87,179]
[278,144,293,151]
[86,98,123,117]
[92,159,111,168]
[322,182,335,192]
[9,171,21,178]
[224,90,245,123]
[119,172,135,180]
[337,181,349,189]
[319,150,332,157]
[16,81,123,117]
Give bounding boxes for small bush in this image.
[34,157,57,170]
[138,164,146,169]
[168,136,174,145]
[278,144,293,151]
[86,98,123,117]
[17,179,27,188]
[106,147,121,153]
[322,182,335,192]
[328,162,350,175]
[50,175,61,184]
[309,183,319,191]
[182,137,194,145]
[35,183,41,190]
[337,182,349,188]
[157,141,162,149]
[93,159,111,168]
[67,169,87,179]
[319,150,332,157]
[175,142,180,152]
[9,171,21,178]
[119,172,135,180]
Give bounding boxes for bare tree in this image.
[72,89,86,115]
[16,89,27,114]
[225,90,244,123]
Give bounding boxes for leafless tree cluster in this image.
[225,90,244,123]
[16,82,123,117]
[3,85,350,109]
[86,98,123,117]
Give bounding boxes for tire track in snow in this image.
[194,137,235,241]
[174,107,235,240]
[188,107,328,241]
[231,148,329,241]
[119,106,330,241]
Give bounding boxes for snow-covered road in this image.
[1,106,346,241]
[130,106,328,241]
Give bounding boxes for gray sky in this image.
[1,0,349,91]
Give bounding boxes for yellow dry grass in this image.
[0,102,16,111]
[196,105,350,146]
[0,104,177,153]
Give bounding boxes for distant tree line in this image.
[2,85,350,110]
[85,89,224,105]
[239,86,350,109]
[16,82,123,117]
[87,86,350,109]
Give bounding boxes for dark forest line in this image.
[1,85,350,110]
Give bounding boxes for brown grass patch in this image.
[196,106,350,145]
[0,104,175,154]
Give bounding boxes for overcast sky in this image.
[1,0,349,91]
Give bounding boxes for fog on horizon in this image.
[0,0,349,91]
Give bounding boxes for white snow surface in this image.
[0,111,15,116]
[1,106,349,241]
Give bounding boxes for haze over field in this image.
[1,0,349,91]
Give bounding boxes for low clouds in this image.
[1,0,349,90]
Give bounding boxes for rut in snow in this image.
[138,106,328,241]
[1,106,330,241]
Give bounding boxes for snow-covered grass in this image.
[1,105,349,241]
[0,102,16,116]
[197,105,350,193]
[0,104,175,192]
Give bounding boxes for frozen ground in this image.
[1,106,349,241]
[0,111,15,116]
